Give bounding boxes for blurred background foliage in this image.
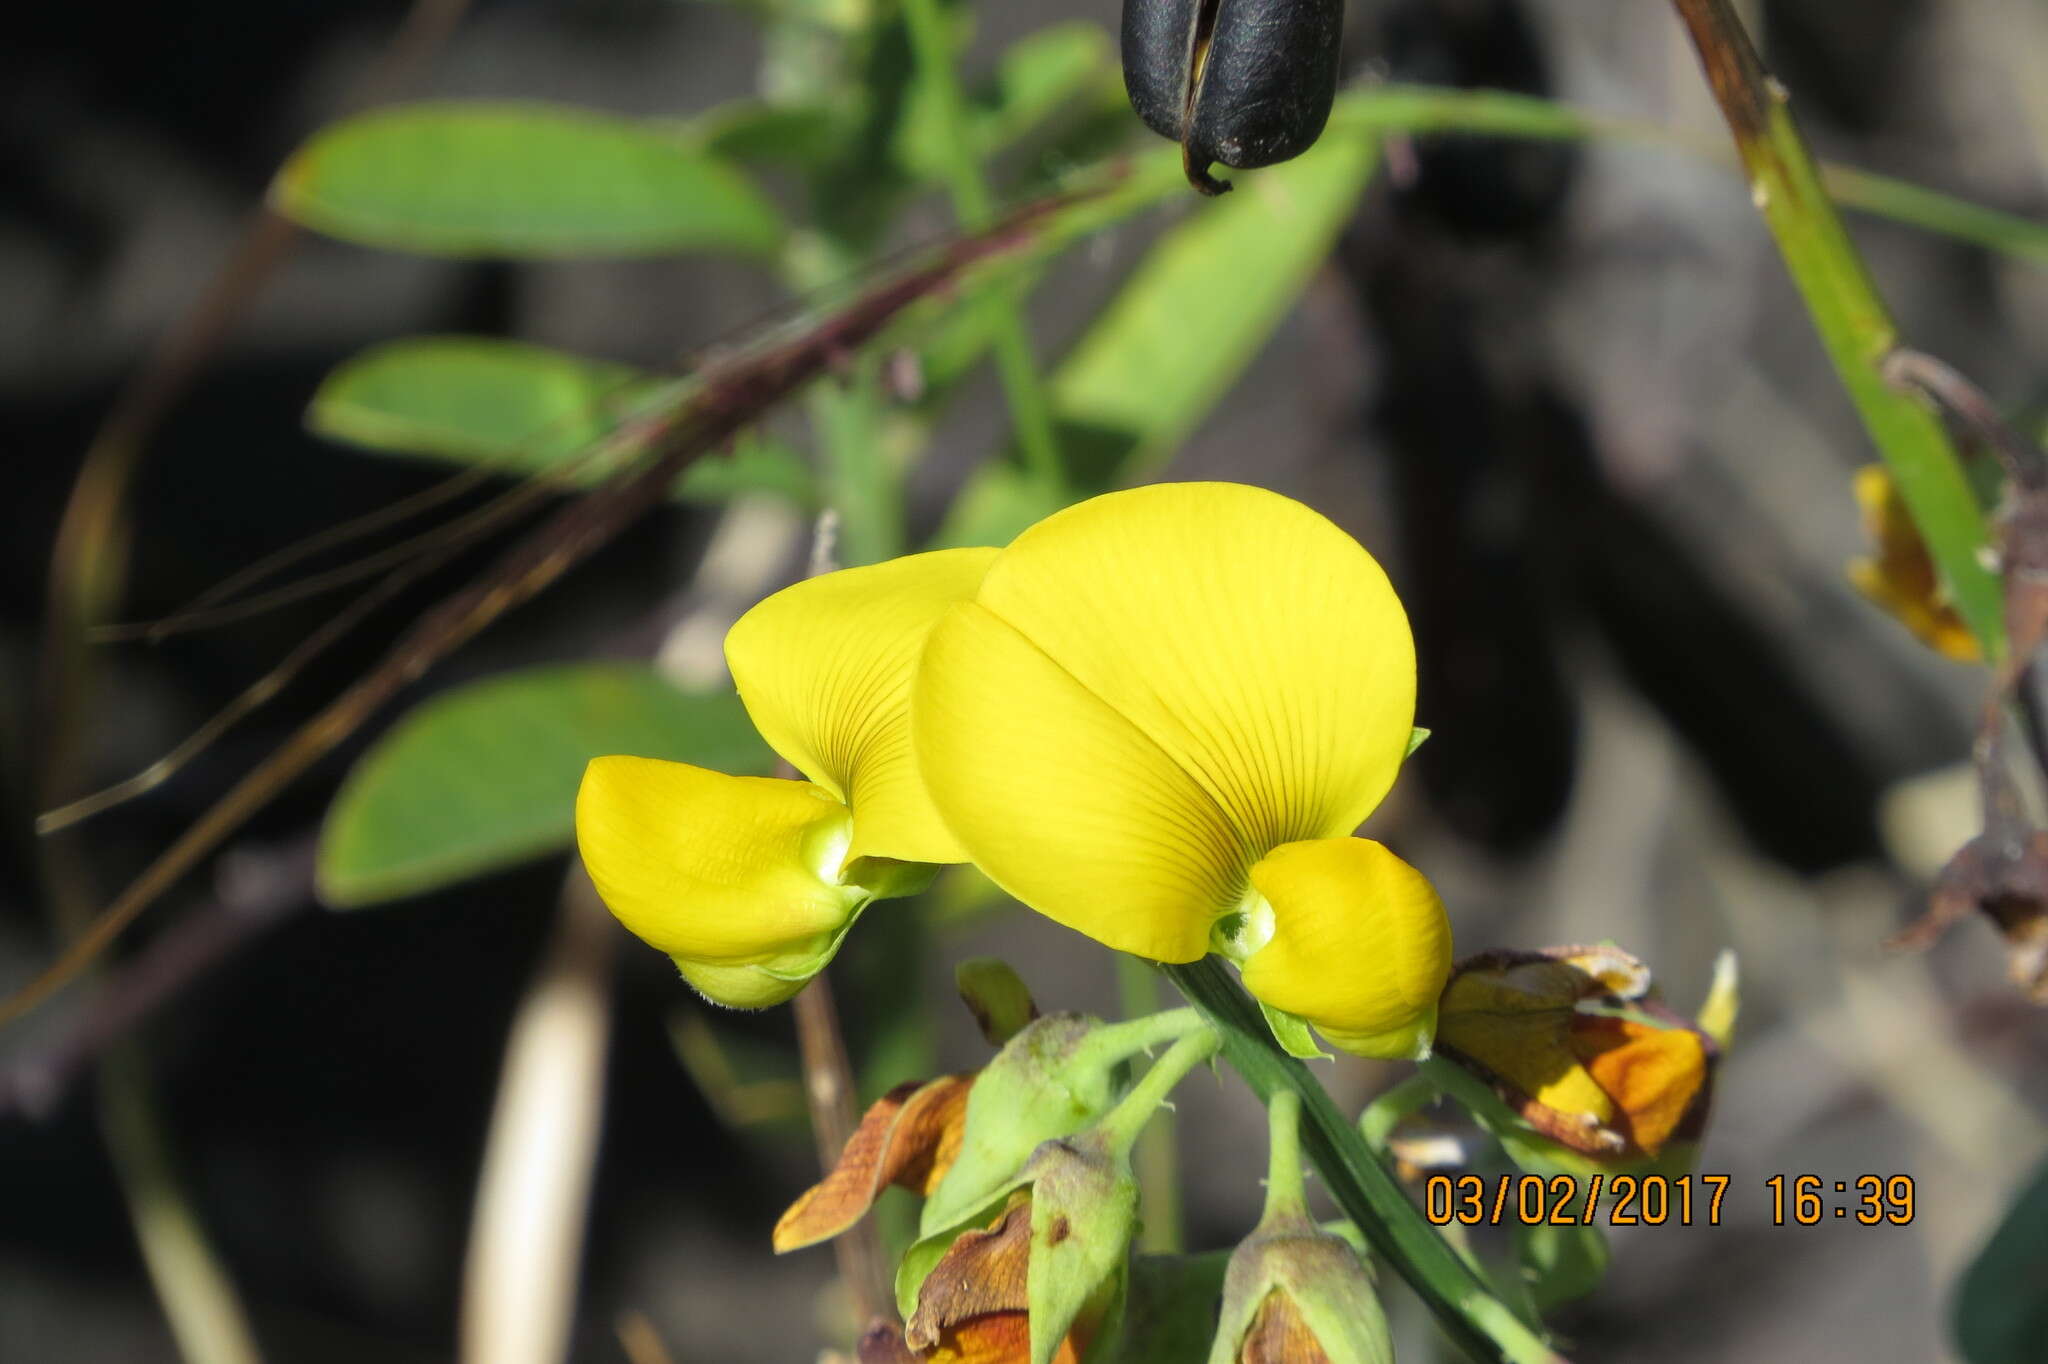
[4,0,2048,1360]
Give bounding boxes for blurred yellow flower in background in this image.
[1849,464,1980,663]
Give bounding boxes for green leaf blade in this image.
[309,335,664,475]
[308,335,816,506]
[274,102,785,259]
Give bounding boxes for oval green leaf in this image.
[274,101,784,258]
[308,335,816,506]
[319,663,774,908]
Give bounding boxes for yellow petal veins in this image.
[726,546,999,865]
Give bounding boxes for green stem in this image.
[806,361,902,566]
[1669,0,2004,654]
[1096,1026,1221,1159]
[897,0,1065,491]
[1260,1088,1308,1223]
[1074,1004,1205,1071]
[1164,959,1564,1364]
[1358,1072,1439,1152]
[1117,956,1182,1253]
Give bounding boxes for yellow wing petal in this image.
[970,483,1416,858]
[1239,838,1453,1060]
[575,756,860,964]
[726,547,999,865]
[914,602,1244,962]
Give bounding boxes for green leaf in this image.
[897,22,1114,181]
[308,335,816,507]
[1512,1219,1610,1313]
[1955,1155,2048,1364]
[274,102,784,259]
[1112,1254,1229,1364]
[1050,129,1378,480]
[690,100,844,169]
[310,336,665,472]
[318,663,773,907]
[935,128,1380,547]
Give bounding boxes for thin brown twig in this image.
[90,464,503,643]
[38,396,680,835]
[786,506,892,1326]
[1883,347,2048,493]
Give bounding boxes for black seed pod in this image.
[1120,0,1345,195]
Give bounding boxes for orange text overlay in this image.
[1422,1174,1917,1227]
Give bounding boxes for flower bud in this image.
[921,1011,1192,1236]
[956,958,1041,1047]
[1212,1089,1391,1364]
[906,1134,1139,1364]
[1209,1221,1391,1364]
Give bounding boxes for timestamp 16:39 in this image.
[1421,1172,1917,1227]
[1767,1174,1916,1226]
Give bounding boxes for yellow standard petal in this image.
[1238,839,1453,1060]
[576,755,862,977]
[726,547,999,865]
[914,483,1417,957]
[916,602,1240,961]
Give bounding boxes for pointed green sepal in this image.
[956,956,1041,1046]
[1259,1002,1331,1060]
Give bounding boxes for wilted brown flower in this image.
[775,1073,975,1253]
[1435,945,1718,1161]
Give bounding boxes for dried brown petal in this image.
[774,1073,975,1252]
[906,1195,1033,1351]
[1437,945,1715,1159]
[1241,1290,1328,1364]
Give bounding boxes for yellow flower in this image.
[575,547,996,1007]
[913,483,1451,1058]
[1848,464,1980,663]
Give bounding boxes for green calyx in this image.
[920,1008,1209,1237]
